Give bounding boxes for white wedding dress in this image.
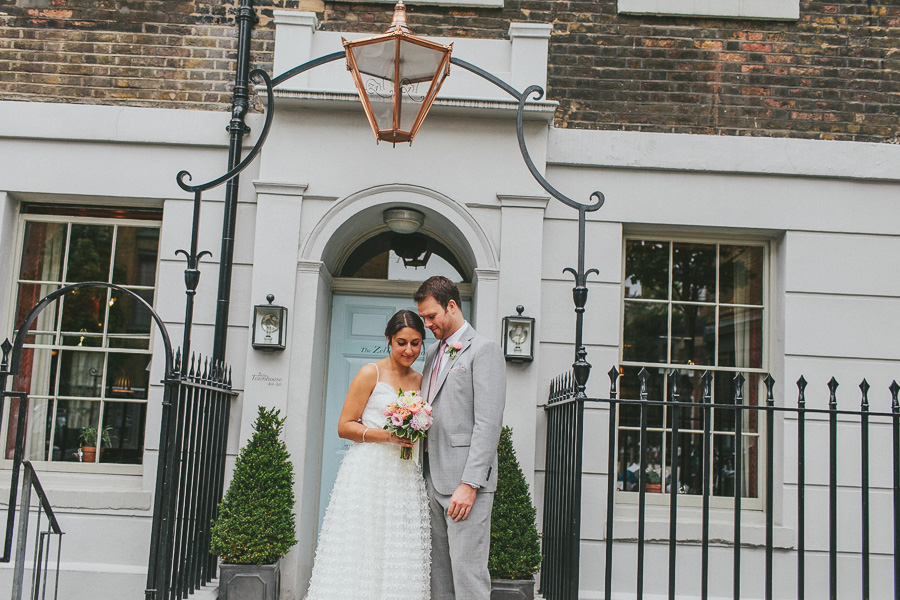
[305,366,431,600]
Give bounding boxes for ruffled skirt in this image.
[305,441,431,600]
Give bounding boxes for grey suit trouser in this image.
[425,456,494,600]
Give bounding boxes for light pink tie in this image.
[427,340,447,403]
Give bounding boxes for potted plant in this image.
[210,406,297,600]
[489,426,542,599]
[79,425,112,463]
[645,467,662,494]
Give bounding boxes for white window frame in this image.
[1,210,161,475]
[617,0,799,21]
[616,234,771,510]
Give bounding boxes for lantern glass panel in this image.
[350,40,396,132]
[398,41,445,132]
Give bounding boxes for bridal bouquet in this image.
[383,389,433,460]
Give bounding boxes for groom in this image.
[415,276,506,600]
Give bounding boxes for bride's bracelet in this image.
[362,427,369,443]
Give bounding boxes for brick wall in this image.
[0,0,897,142]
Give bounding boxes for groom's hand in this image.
[448,484,477,522]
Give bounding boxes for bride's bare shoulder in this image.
[350,363,379,389]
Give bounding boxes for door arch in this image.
[298,184,492,533]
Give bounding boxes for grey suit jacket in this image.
[422,325,507,495]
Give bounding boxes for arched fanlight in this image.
[343,1,452,145]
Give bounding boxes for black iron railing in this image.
[10,461,63,600]
[541,372,582,600]
[146,351,237,600]
[541,365,900,600]
[0,342,64,600]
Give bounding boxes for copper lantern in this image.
[343,1,452,145]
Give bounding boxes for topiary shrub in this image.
[489,426,542,580]
[210,406,297,565]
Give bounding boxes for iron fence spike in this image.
[859,379,870,408]
[828,377,839,407]
[608,366,619,397]
[669,369,679,402]
[0,339,10,357]
[638,367,649,400]
[890,381,900,409]
[797,376,807,406]
[733,373,745,405]
[764,374,776,406]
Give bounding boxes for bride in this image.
[305,309,431,600]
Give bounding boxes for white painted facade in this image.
[0,13,898,600]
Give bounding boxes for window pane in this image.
[667,432,704,495]
[20,222,67,282]
[14,348,58,396]
[60,288,108,334]
[107,337,151,350]
[14,283,59,341]
[623,301,668,363]
[53,399,101,462]
[58,350,104,397]
[672,369,705,416]
[618,365,664,427]
[712,434,758,498]
[718,307,763,368]
[108,290,154,336]
[712,372,758,433]
[24,398,53,462]
[65,225,113,282]
[102,401,146,465]
[616,430,663,493]
[671,304,715,366]
[712,434,736,497]
[112,227,160,286]
[624,240,668,299]
[341,232,468,282]
[672,243,716,302]
[106,353,151,400]
[61,334,102,348]
[720,245,763,305]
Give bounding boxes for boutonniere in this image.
[445,341,463,360]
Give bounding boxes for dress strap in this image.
[371,362,380,383]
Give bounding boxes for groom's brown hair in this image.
[414,276,462,310]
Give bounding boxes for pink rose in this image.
[411,411,431,431]
[391,414,403,427]
[451,342,463,351]
[423,403,433,416]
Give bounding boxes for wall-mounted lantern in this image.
[252,294,287,351]
[502,305,535,363]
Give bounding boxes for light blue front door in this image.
[318,293,469,531]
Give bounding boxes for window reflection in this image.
[8,208,160,467]
[618,239,766,500]
[340,232,467,282]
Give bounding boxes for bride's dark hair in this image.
[385,309,426,340]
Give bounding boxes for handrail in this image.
[21,462,61,535]
[11,461,63,600]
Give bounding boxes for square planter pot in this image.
[491,578,535,600]
[219,561,281,600]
